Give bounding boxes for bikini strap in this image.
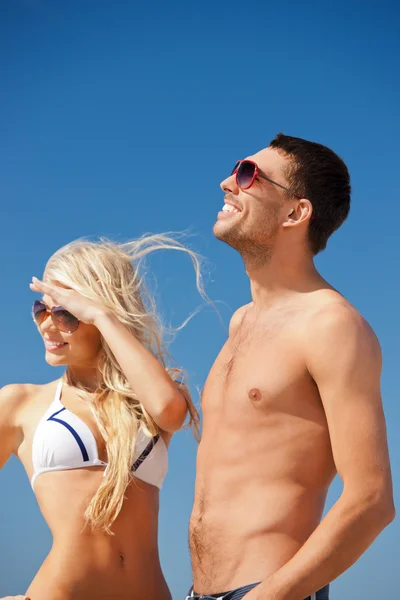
[54,379,63,404]
[132,434,160,472]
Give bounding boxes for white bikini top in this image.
[31,380,168,490]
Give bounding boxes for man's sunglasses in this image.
[32,300,80,333]
[231,160,302,198]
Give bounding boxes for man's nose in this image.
[220,173,239,195]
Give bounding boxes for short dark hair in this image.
[269,133,351,254]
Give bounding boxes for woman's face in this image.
[37,291,103,368]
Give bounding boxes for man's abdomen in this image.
[190,416,334,593]
[190,478,328,593]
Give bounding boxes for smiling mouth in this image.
[221,203,241,214]
[44,340,68,351]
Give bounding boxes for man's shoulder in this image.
[306,290,372,335]
[229,302,252,336]
[303,290,380,363]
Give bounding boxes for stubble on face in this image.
[213,201,281,268]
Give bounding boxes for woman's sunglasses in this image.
[32,300,80,333]
[231,160,302,198]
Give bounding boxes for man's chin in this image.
[213,219,234,241]
[213,220,242,250]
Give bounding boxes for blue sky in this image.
[0,0,399,597]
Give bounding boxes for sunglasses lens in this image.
[32,300,47,325]
[51,307,79,333]
[237,161,256,189]
[230,161,241,176]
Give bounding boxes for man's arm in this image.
[246,305,395,600]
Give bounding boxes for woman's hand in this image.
[30,277,109,325]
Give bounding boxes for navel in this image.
[119,552,125,567]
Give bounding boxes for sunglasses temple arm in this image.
[258,173,289,192]
[258,173,299,196]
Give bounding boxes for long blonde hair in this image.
[44,233,203,533]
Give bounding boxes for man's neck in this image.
[244,250,323,308]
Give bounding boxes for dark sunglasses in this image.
[32,300,80,333]
[231,160,301,198]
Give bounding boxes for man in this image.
[187,134,395,600]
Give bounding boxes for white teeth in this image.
[222,204,239,213]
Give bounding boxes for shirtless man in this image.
[188,134,395,600]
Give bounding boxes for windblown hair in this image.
[44,234,202,533]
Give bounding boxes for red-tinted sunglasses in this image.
[32,300,80,333]
[231,160,302,198]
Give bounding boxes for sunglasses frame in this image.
[32,300,80,333]
[232,160,302,198]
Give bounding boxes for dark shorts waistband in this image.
[186,582,330,600]
[186,582,259,599]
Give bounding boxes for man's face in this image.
[214,147,291,262]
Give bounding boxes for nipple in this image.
[248,388,262,402]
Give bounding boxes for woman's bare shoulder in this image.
[0,381,56,417]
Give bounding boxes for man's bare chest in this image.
[202,317,308,416]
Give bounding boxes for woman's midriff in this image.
[26,469,171,600]
[26,541,171,600]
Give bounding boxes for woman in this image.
[0,234,201,600]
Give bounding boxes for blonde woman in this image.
[0,235,201,600]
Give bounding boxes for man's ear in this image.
[283,199,312,227]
